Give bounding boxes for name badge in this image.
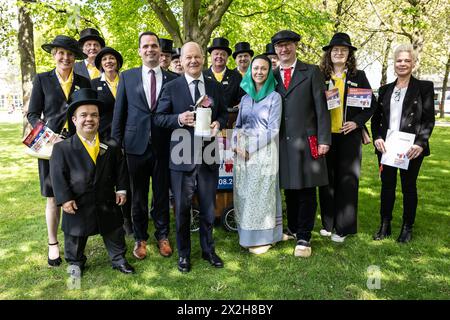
[346,88,372,108]
[325,88,340,110]
[97,87,103,91]
[222,81,229,85]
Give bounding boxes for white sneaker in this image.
[249,245,272,255]
[319,229,332,237]
[294,244,312,258]
[331,233,346,243]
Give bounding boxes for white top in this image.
[184,73,206,103]
[389,86,407,131]
[142,65,162,109]
[279,60,297,84]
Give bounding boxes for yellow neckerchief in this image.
[104,73,119,98]
[55,69,74,132]
[330,71,346,133]
[77,132,100,164]
[86,61,101,79]
[212,67,226,82]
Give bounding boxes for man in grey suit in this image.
[272,30,331,258]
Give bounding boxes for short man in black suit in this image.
[50,88,134,275]
[112,31,177,260]
[154,42,228,273]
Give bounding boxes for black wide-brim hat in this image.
[271,30,301,46]
[159,38,174,53]
[264,43,276,56]
[322,32,357,51]
[41,35,87,60]
[94,47,124,71]
[232,42,254,59]
[172,48,181,59]
[207,37,232,56]
[67,88,104,134]
[78,28,106,48]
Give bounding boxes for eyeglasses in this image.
[393,88,401,102]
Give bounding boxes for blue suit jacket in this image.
[111,67,177,155]
[154,75,228,172]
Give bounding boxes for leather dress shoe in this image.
[113,262,135,274]
[157,238,173,257]
[202,252,224,268]
[178,257,191,273]
[373,221,391,240]
[133,240,147,260]
[397,224,413,243]
[48,242,62,267]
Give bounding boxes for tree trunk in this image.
[439,53,450,118]
[380,37,392,87]
[18,0,36,137]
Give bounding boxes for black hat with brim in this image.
[207,37,232,56]
[264,43,276,56]
[67,88,104,135]
[94,47,124,72]
[172,47,181,59]
[271,30,301,46]
[78,28,106,48]
[322,32,357,51]
[159,38,174,53]
[232,42,254,59]
[42,35,87,60]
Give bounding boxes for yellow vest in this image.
[78,133,100,164]
[212,69,224,82]
[87,63,101,80]
[330,72,346,133]
[105,74,119,98]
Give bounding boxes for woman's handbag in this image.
[23,121,64,160]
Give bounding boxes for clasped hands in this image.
[62,194,127,215]
[374,138,423,159]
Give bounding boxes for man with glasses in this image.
[271,30,331,258]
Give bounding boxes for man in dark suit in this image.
[111,31,177,260]
[74,28,105,80]
[159,38,179,77]
[232,42,254,76]
[203,37,244,109]
[272,30,331,258]
[154,41,228,273]
[50,88,134,275]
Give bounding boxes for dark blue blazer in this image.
[111,67,177,156]
[154,75,228,172]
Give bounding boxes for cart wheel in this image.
[221,206,237,232]
[190,206,200,232]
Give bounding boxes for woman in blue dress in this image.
[232,55,283,255]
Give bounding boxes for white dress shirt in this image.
[185,73,206,103]
[389,86,407,131]
[142,65,163,109]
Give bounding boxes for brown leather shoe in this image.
[157,239,173,257]
[133,240,147,260]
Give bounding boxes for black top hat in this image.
[271,30,301,46]
[78,28,106,48]
[94,47,124,72]
[159,38,174,53]
[207,37,232,56]
[41,35,87,60]
[67,88,104,134]
[172,48,181,59]
[322,32,357,51]
[263,43,276,56]
[232,42,254,59]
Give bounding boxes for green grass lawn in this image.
[0,122,449,300]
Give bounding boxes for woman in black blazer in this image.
[371,44,435,243]
[318,33,376,243]
[27,35,91,266]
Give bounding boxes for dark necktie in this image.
[149,69,157,110]
[283,67,292,89]
[193,79,201,103]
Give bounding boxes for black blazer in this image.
[324,70,377,128]
[91,76,116,140]
[27,69,91,133]
[154,75,228,172]
[203,67,245,109]
[371,76,435,156]
[111,67,177,155]
[50,135,129,236]
[73,61,90,80]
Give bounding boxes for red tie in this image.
[283,67,292,89]
[149,69,157,110]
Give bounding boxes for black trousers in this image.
[377,154,424,227]
[171,164,218,258]
[319,131,362,236]
[64,227,127,268]
[127,143,170,242]
[285,188,317,242]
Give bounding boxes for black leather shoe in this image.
[202,252,224,268]
[178,257,191,273]
[48,242,62,267]
[373,221,391,240]
[113,262,135,274]
[397,225,413,243]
